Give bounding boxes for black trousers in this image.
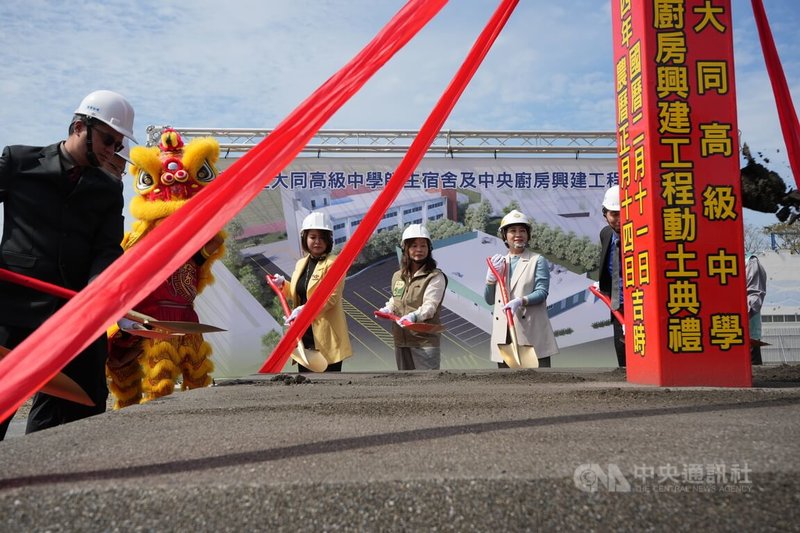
[611,306,626,368]
[0,325,108,440]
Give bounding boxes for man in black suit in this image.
[0,90,136,439]
[597,185,625,367]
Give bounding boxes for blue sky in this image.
[0,0,797,226]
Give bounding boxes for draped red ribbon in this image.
[0,0,447,422]
[261,0,520,372]
[751,0,800,190]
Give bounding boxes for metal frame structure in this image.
[146,126,617,157]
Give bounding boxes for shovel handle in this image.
[265,275,292,319]
[486,258,515,327]
[588,285,625,324]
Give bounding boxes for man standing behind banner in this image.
[598,185,625,368]
[746,251,767,366]
[0,90,136,439]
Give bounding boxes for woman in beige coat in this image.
[484,210,558,367]
[274,212,352,372]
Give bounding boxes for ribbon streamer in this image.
[262,0,520,372]
[751,0,800,190]
[0,0,447,423]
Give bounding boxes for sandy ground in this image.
[1,365,799,532]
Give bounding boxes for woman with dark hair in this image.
[380,224,447,370]
[485,209,558,368]
[273,211,352,372]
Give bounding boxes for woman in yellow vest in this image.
[380,224,447,370]
[273,212,352,372]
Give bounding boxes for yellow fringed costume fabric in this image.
[106,128,225,409]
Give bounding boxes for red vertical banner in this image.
[611,0,751,386]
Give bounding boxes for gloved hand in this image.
[503,297,524,314]
[592,281,600,289]
[269,274,286,289]
[117,317,144,331]
[486,253,505,283]
[285,305,304,325]
[379,306,393,315]
[396,313,416,327]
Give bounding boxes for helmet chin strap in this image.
[83,121,100,167]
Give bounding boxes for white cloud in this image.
[0,0,796,199]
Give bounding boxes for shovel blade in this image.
[497,344,521,368]
[0,346,95,406]
[497,344,539,368]
[147,320,226,334]
[289,342,328,373]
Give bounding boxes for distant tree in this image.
[764,221,800,254]
[428,218,468,240]
[464,200,492,232]
[502,200,521,216]
[238,264,270,308]
[261,330,282,354]
[743,224,768,253]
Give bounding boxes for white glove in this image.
[117,317,143,331]
[592,281,600,289]
[396,313,415,327]
[487,253,505,283]
[379,306,393,315]
[269,274,285,288]
[503,297,524,314]
[285,305,304,325]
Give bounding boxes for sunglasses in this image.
[94,128,124,153]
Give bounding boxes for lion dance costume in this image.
[107,128,225,409]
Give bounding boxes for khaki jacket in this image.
[284,254,352,363]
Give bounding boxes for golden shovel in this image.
[0,267,225,336]
[266,274,328,373]
[0,345,95,406]
[487,257,538,368]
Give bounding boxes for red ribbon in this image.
[261,0,520,373]
[0,0,447,423]
[751,0,800,190]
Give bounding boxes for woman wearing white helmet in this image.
[485,209,558,368]
[276,211,352,372]
[380,223,447,370]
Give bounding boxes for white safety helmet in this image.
[74,90,136,141]
[499,209,531,231]
[401,223,431,245]
[301,211,333,233]
[602,185,620,211]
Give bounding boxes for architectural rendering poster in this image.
[197,156,620,375]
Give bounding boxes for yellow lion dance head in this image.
[128,128,220,222]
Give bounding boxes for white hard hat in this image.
[401,223,431,244]
[499,209,531,231]
[74,90,136,141]
[602,185,620,211]
[301,212,333,232]
[116,140,131,164]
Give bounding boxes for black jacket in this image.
[0,143,124,328]
[598,225,620,307]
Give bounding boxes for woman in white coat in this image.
[484,210,558,367]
